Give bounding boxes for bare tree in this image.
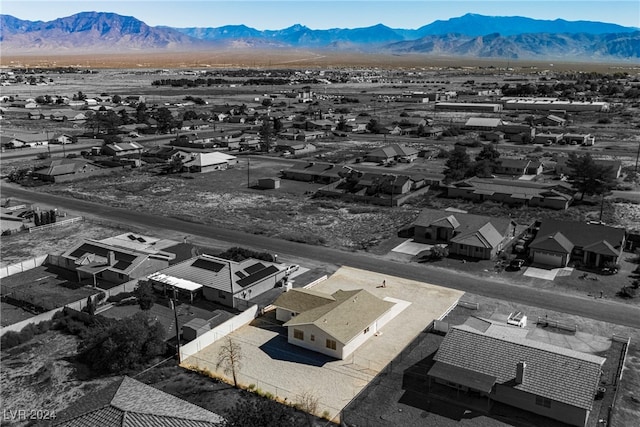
[296,389,320,426]
[216,337,243,387]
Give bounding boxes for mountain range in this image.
[1,12,639,61]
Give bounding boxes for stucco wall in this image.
[493,385,589,427]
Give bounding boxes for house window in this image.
[535,396,552,408]
[293,329,304,340]
[459,245,465,250]
[364,327,370,334]
[326,339,337,350]
[310,334,315,341]
[218,290,226,299]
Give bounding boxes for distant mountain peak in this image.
[1,11,638,60]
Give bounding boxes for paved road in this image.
[3,185,640,329]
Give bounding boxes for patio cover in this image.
[428,361,497,394]
[148,272,203,292]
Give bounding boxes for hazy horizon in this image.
[2,0,639,30]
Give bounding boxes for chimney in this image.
[516,361,526,384]
[108,251,116,266]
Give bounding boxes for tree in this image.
[472,143,501,177]
[165,155,184,174]
[216,337,243,387]
[134,281,155,311]
[183,110,198,122]
[223,394,299,427]
[336,116,348,132]
[112,94,122,104]
[475,143,501,163]
[258,117,275,152]
[79,312,166,374]
[444,146,471,182]
[366,118,382,134]
[135,102,149,123]
[155,107,176,133]
[566,153,615,200]
[49,209,57,223]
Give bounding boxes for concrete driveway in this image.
[391,239,432,255]
[523,266,573,280]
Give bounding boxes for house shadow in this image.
[258,334,334,367]
[398,390,481,421]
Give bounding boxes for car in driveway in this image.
[508,258,526,271]
[285,264,300,275]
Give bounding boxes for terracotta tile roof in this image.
[434,322,605,411]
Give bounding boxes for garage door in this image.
[533,251,564,268]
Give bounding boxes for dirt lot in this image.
[0,216,128,267]
[32,161,420,251]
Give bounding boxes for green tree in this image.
[566,153,615,200]
[183,110,198,122]
[444,146,471,182]
[134,281,155,311]
[112,94,122,104]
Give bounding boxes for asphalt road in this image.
[3,184,640,329]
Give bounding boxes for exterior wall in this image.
[493,385,588,427]
[275,307,297,322]
[233,270,285,302]
[341,320,380,359]
[447,187,570,210]
[288,324,343,359]
[203,287,234,307]
[449,243,493,260]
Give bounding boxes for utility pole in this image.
[170,293,181,363]
[247,157,251,188]
[635,140,640,173]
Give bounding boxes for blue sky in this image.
[2,1,639,29]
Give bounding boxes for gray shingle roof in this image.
[532,219,625,254]
[285,289,394,345]
[434,322,605,411]
[529,231,575,254]
[273,288,336,313]
[52,376,223,426]
[414,209,513,249]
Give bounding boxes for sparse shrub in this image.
[322,410,331,420]
[618,286,637,299]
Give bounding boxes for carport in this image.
[148,272,202,303]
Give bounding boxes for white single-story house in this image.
[275,288,397,359]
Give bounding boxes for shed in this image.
[182,318,211,341]
[258,177,281,189]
